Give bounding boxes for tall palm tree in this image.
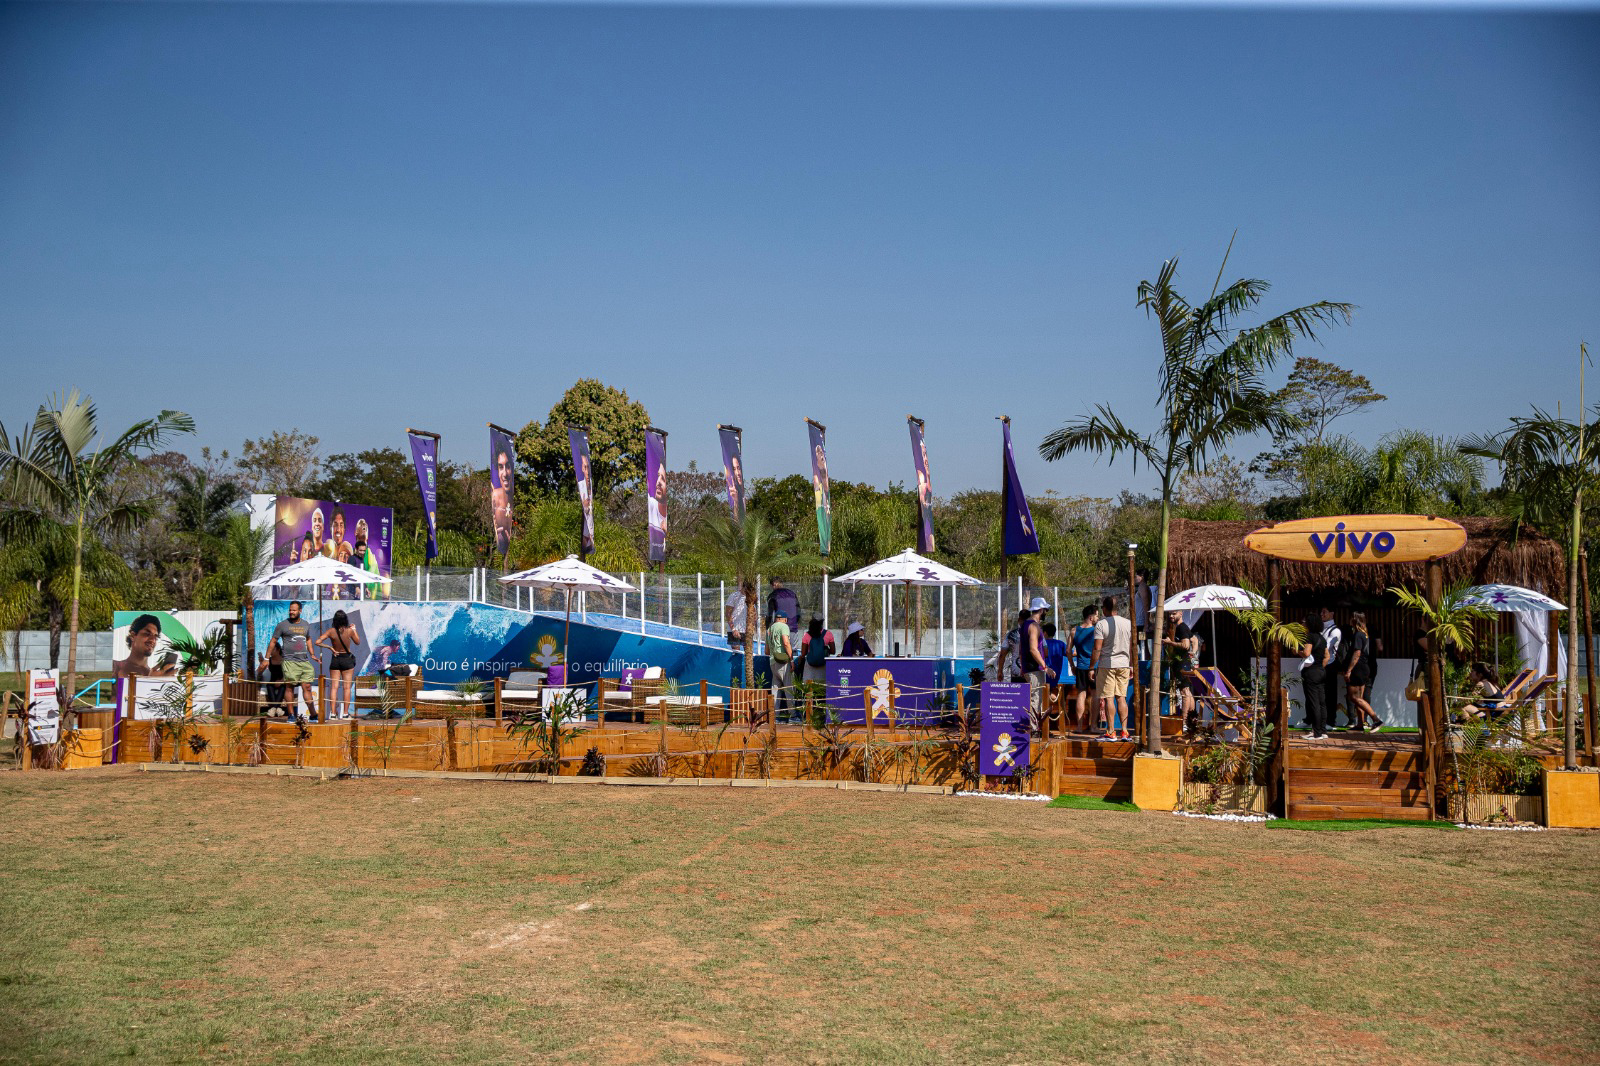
[1039,253,1352,753]
[0,390,194,701]
[1463,345,1598,768]
[693,512,822,686]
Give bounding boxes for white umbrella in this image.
[499,555,637,665]
[832,549,982,655]
[248,554,387,591]
[1162,584,1265,668]
[1459,584,1566,612]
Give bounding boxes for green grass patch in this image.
[1267,817,1460,832]
[1048,794,1140,812]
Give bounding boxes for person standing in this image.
[271,601,317,721]
[314,609,361,721]
[841,622,873,657]
[1018,597,1055,728]
[1343,611,1383,731]
[1133,570,1151,660]
[1092,596,1133,741]
[799,617,834,684]
[1161,609,1198,730]
[1300,613,1331,740]
[1320,606,1345,729]
[996,609,1030,683]
[767,612,794,720]
[725,582,750,649]
[1071,604,1100,733]
[1042,622,1071,729]
[766,577,800,631]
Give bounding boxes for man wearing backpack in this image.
[767,612,794,720]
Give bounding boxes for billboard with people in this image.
[273,496,393,577]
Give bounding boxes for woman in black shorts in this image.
[314,610,362,721]
[1343,611,1383,731]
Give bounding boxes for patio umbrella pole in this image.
[563,587,573,667]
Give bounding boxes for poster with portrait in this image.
[568,427,595,555]
[807,419,831,556]
[273,497,393,577]
[645,427,668,563]
[489,424,517,560]
[112,610,236,680]
[719,425,744,523]
[908,416,936,554]
[408,430,439,561]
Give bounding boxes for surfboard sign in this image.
[1243,515,1467,565]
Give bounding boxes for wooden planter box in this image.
[1178,782,1267,814]
[1450,793,1543,824]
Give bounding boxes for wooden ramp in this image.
[1283,742,1432,821]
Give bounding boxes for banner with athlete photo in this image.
[908,416,936,554]
[1001,418,1040,556]
[645,427,667,562]
[568,427,595,555]
[408,430,440,561]
[807,419,831,556]
[718,425,745,523]
[273,497,393,576]
[489,425,517,559]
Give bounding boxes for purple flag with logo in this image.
[807,420,831,556]
[407,431,439,561]
[568,427,595,556]
[979,682,1032,777]
[488,425,516,559]
[908,417,935,553]
[645,427,667,563]
[1001,419,1040,556]
[719,426,744,523]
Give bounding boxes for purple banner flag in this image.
[645,427,667,563]
[979,682,1032,777]
[489,425,517,559]
[807,419,831,556]
[718,425,744,523]
[1001,418,1040,556]
[908,416,935,553]
[568,427,595,556]
[407,430,439,561]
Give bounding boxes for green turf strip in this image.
[1266,817,1460,832]
[1048,794,1140,812]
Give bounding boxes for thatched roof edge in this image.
[1166,517,1566,597]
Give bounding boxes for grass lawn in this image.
[1,769,1596,1065]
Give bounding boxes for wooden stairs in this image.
[1046,739,1136,801]
[1284,744,1433,821]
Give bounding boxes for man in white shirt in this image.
[725,585,749,647]
[1092,595,1134,740]
[1320,606,1344,729]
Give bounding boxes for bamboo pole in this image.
[493,677,503,725]
[1583,549,1597,757]
[1265,557,1285,812]
[1127,546,1144,747]
[1423,559,1446,818]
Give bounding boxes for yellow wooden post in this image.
[493,677,504,725]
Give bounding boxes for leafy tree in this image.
[1267,431,1485,519]
[170,467,243,541]
[692,512,822,686]
[1176,453,1263,521]
[0,515,130,672]
[515,380,650,501]
[235,430,320,495]
[1463,346,1599,768]
[0,391,193,698]
[505,499,643,573]
[310,446,486,547]
[193,513,272,611]
[1252,356,1385,496]
[1040,253,1352,753]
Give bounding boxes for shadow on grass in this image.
[1267,818,1460,832]
[1048,794,1139,812]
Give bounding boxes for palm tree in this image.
[0,390,194,701]
[0,516,130,678]
[1294,431,1484,517]
[1040,253,1352,753]
[1463,345,1599,768]
[194,513,270,610]
[693,512,822,686]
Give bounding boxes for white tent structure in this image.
[500,555,637,661]
[832,549,982,654]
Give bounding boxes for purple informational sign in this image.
[980,682,1032,777]
[407,431,439,561]
[826,657,942,726]
[488,425,517,559]
[908,417,935,553]
[807,419,831,557]
[1001,418,1040,557]
[274,496,394,577]
[718,425,745,523]
[645,427,667,562]
[568,427,595,555]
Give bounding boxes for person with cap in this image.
[1019,596,1056,727]
[841,621,873,657]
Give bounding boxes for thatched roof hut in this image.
[1167,517,1565,597]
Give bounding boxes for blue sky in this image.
[1,1,1596,501]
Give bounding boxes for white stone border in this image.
[954,790,1050,802]
[1172,810,1276,823]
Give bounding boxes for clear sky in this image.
[1,1,1596,501]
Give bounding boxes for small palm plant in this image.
[506,688,590,775]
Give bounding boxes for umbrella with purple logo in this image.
[1162,584,1266,668]
[832,549,982,655]
[500,555,637,665]
[1458,584,1566,613]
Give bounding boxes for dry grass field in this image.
[1,767,1596,1065]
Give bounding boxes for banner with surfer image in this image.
[807,419,831,556]
[718,425,744,524]
[407,430,440,561]
[489,424,517,559]
[645,427,667,562]
[569,427,595,556]
[908,416,935,554]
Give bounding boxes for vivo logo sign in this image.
[1308,522,1397,558]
